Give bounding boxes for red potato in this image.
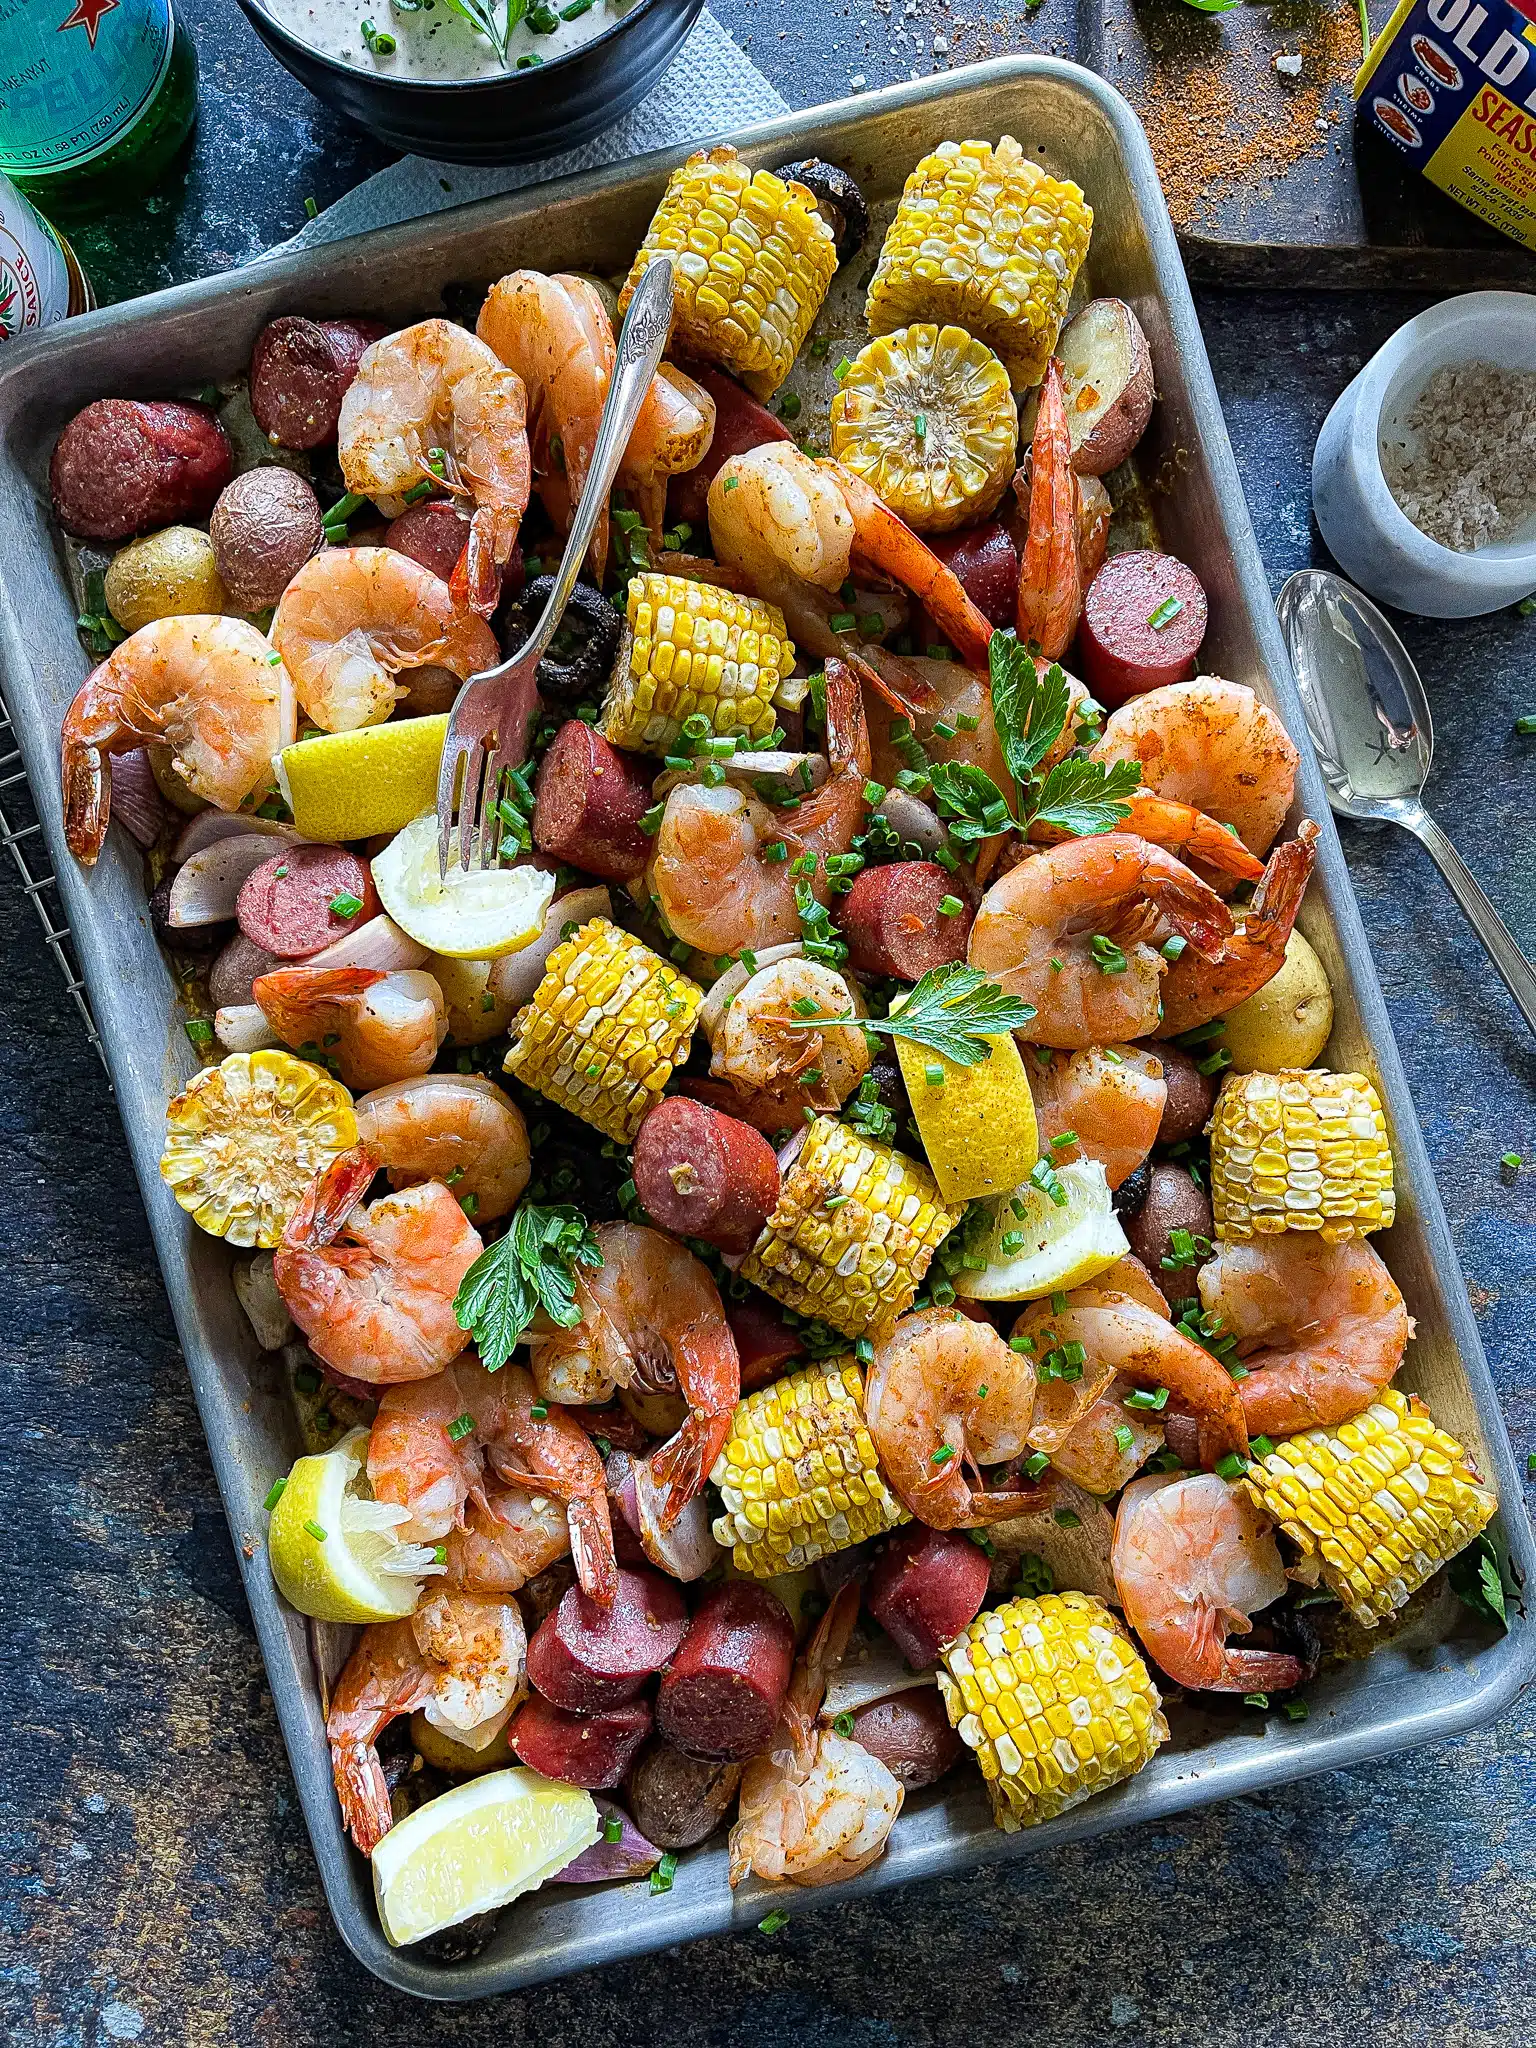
[839,862,973,981]
[384,497,469,583]
[1077,551,1207,707]
[726,1295,800,1393]
[865,1526,991,1670]
[532,721,655,883]
[1054,298,1156,475]
[624,1739,743,1850]
[509,1693,653,1790]
[210,468,324,612]
[848,1690,962,1790]
[209,931,282,1011]
[248,315,384,449]
[1121,1162,1215,1275]
[526,1567,688,1713]
[50,399,233,542]
[666,364,793,528]
[656,1582,796,1762]
[1152,1042,1219,1148]
[929,520,1020,628]
[236,844,379,959]
[632,1098,780,1256]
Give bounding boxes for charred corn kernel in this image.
[866,137,1092,390]
[504,919,700,1144]
[938,1590,1167,1831]
[160,1049,357,1249]
[620,147,837,399]
[1209,1068,1396,1244]
[602,573,793,754]
[1243,1388,1497,1627]
[829,324,1018,533]
[710,1358,910,1574]
[739,1115,960,1339]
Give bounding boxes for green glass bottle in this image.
[0,0,198,225]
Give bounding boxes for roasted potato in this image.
[210,467,323,612]
[1122,1161,1214,1274]
[103,524,225,632]
[1154,1043,1219,1148]
[1042,297,1155,476]
[409,1710,518,1778]
[1220,926,1334,1074]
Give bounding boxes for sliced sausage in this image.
[50,399,233,542]
[384,498,470,584]
[726,1295,800,1393]
[249,316,383,450]
[865,1526,991,1669]
[509,1693,653,1790]
[667,365,793,528]
[655,1582,796,1762]
[839,862,973,981]
[930,520,1020,628]
[632,1099,780,1255]
[848,1689,963,1789]
[533,721,654,883]
[526,1567,688,1713]
[624,1737,743,1849]
[1077,551,1207,707]
[236,844,380,959]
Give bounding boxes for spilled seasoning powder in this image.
[1380,362,1536,552]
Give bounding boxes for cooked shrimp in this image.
[651,656,871,957]
[61,616,296,864]
[865,1306,1042,1528]
[1015,358,1081,661]
[1112,1473,1304,1694]
[1027,1045,1166,1190]
[1052,1376,1165,1495]
[865,651,1038,807]
[710,956,870,1125]
[443,1485,569,1594]
[525,1223,739,1529]
[253,964,447,1093]
[368,1353,617,1605]
[1198,1234,1411,1437]
[270,548,498,733]
[729,1583,903,1889]
[1034,790,1267,886]
[1155,820,1319,1038]
[337,318,530,614]
[275,1145,482,1385]
[327,1594,527,1852]
[621,362,716,547]
[968,834,1233,1048]
[355,1073,530,1225]
[1093,678,1300,859]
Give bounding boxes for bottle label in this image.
[0,0,174,175]
[0,175,72,337]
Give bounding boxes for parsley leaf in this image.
[453,1202,603,1369]
[1449,1532,1509,1629]
[990,633,1071,783]
[968,629,1137,843]
[929,760,1021,844]
[1032,755,1141,837]
[787,962,1034,1066]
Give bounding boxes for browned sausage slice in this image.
[632,1098,780,1255]
[383,498,470,583]
[509,1693,653,1790]
[667,365,793,528]
[50,399,233,541]
[839,861,973,981]
[726,1295,801,1392]
[236,844,380,959]
[865,1525,991,1668]
[1077,551,1207,707]
[532,720,654,882]
[249,316,383,450]
[526,1566,688,1713]
[655,1581,795,1762]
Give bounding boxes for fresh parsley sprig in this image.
[453,1201,602,1370]
[786,962,1035,1067]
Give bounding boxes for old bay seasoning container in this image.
[1356,0,1536,246]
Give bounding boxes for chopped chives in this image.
[1147,596,1184,631]
[447,1413,475,1442]
[303,1519,327,1542]
[262,1477,287,1511]
[931,1444,954,1465]
[832,1711,855,1736]
[1214,1451,1249,1480]
[530,1401,549,1421]
[650,1850,679,1894]
[759,1909,791,1934]
[603,1814,623,1841]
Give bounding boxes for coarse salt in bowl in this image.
[1312,289,1536,618]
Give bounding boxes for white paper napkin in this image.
[283,8,786,249]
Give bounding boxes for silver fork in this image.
[435,254,675,877]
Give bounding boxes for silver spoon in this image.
[1278,567,1536,1035]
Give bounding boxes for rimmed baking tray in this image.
[0,55,1529,2003]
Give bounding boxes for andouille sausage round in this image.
[1076,550,1207,706]
[865,1525,992,1669]
[655,1582,796,1762]
[631,1098,780,1256]
[50,399,233,542]
[249,315,383,450]
[236,844,379,959]
[509,1693,653,1790]
[526,1567,688,1713]
[532,721,654,883]
[839,861,973,982]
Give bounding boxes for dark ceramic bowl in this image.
[237,0,704,165]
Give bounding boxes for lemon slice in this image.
[371,811,555,959]
[267,1426,439,1623]
[371,1769,601,1948]
[274,715,448,842]
[896,1025,1038,1204]
[955,1158,1128,1302]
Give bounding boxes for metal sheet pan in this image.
[0,57,1529,2003]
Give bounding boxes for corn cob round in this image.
[619,147,838,400]
[1209,1068,1396,1244]
[1243,1387,1497,1627]
[503,918,700,1144]
[159,1049,357,1249]
[830,324,1018,533]
[602,572,793,754]
[938,1591,1167,1832]
[739,1115,961,1340]
[710,1357,910,1574]
[865,136,1092,391]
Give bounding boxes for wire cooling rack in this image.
[0,685,105,1070]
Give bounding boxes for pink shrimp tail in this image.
[282,1143,378,1252]
[253,961,387,1039]
[1246,816,1320,936]
[450,512,504,620]
[331,1738,395,1854]
[567,1491,618,1608]
[649,1403,733,1530]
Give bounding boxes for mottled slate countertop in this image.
[4,5,1533,2042]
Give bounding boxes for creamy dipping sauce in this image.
[263,0,639,81]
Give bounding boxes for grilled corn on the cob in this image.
[739,1115,961,1339]
[504,919,700,1144]
[619,147,838,399]
[866,137,1092,390]
[710,1358,910,1574]
[1209,1068,1396,1243]
[160,1049,357,1248]
[938,1591,1167,1831]
[1243,1388,1497,1626]
[602,573,793,753]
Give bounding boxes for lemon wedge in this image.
[274,716,448,842]
[371,811,555,960]
[371,1769,601,1948]
[955,1158,1128,1302]
[895,1024,1038,1204]
[267,1426,438,1623]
